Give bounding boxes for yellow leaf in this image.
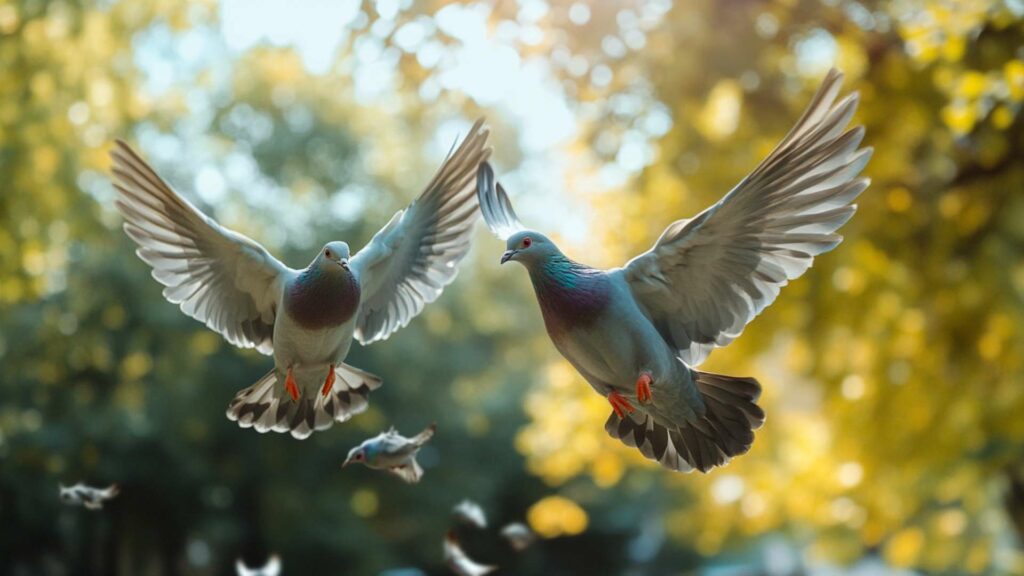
[527,495,588,538]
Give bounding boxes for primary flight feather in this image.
[110,120,491,439]
[477,70,871,472]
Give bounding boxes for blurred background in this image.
[2,0,1024,574]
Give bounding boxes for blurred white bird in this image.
[59,483,119,510]
[343,423,437,483]
[444,530,496,576]
[451,499,487,529]
[109,121,490,439]
[500,522,536,552]
[477,69,870,472]
[235,554,281,576]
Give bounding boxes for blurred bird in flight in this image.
[500,522,536,552]
[109,121,490,439]
[477,69,871,472]
[343,423,437,483]
[235,554,281,576]
[451,499,488,529]
[59,482,120,510]
[444,530,496,576]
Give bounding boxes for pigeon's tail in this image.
[605,371,764,473]
[226,363,382,440]
[411,422,437,446]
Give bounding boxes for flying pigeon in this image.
[59,482,120,510]
[109,121,490,439]
[235,554,281,576]
[451,499,488,529]
[444,530,496,576]
[476,69,871,472]
[343,422,437,483]
[500,522,536,552]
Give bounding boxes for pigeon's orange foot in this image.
[285,367,300,401]
[608,391,635,419]
[321,365,336,397]
[636,372,653,403]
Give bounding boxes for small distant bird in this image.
[235,554,281,576]
[59,483,120,510]
[343,423,437,483]
[476,69,870,472]
[444,530,496,576]
[500,522,535,552]
[109,121,490,438]
[451,499,487,529]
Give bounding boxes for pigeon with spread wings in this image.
[110,120,490,439]
[477,70,870,472]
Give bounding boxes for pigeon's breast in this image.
[285,269,361,331]
[533,266,611,339]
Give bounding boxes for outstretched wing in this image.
[476,161,525,240]
[350,119,491,345]
[110,141,293,354]
[624,69,872,366]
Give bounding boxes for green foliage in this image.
[2,0,1024,575]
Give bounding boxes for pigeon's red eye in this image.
[325,249,332,258]
[522,237,532,248]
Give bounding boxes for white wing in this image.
[476,161,524,240]
[350,119,491,344]
[111,141,293,354]
[624,69,872,366]
[444,532,497,576]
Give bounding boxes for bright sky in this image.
[216,0,588,243]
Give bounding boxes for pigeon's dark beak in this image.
[500,250,516,265]
[339,258,349,270]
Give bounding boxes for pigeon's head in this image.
[316,241,351,272]
[342,442,377,468]
[501,231,557,267]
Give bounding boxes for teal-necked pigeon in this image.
[477,70,871,472]
[342,422,436,483]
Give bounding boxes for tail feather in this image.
[411,422,437,446]
[605,370,764,473]
[226,363,383,439]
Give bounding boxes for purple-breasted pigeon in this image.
[476,70,871,472]
[109,120,490,439]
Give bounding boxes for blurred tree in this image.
[3,0,1024,575]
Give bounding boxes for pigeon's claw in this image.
[608,391,635,419]
[285,367,300,401]
[636,372,653,403]
[321,364,336,397]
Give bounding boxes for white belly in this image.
[272,313,356,369]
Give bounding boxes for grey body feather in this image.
[110,121,490,439]
[477,69,869,473]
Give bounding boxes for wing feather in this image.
[476,162,524,240]
[110,140,293,354]
[624,69,872,366]
[349,120,491,345]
